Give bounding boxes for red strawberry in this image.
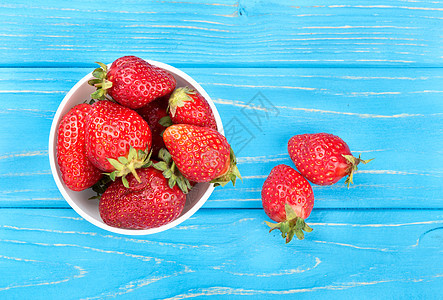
[168,87,217,130]
[136,95,169,158]
[57,104,102,191]
[288,133,373,187]
[261,164,314,243]
[88,56,176,109]
[99,166,186,229]
[85,100,152,186]
[162,124,240,186]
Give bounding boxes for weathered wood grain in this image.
[0,67,441,208]
[0,1,441,298]
[0,0,442,67]
[0,208,441,299]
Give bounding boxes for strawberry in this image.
[168,87,217,130]
[56,104,102,191]
[136,95,170,158]
[261,164,314,243]
[88,56,176,109]
[85,100,152,186]
[99,166,186,229]
[162,124,241,187]
[288,133,373,187]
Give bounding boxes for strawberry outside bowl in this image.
[48,60,222,235]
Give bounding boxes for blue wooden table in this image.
[1,1,442,298]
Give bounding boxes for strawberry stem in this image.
[129,165,142,183]
[88,61,113,101]
[265,204,313,243]
[167,86,195,117]
[210,147,242,187]
[343,154,374,188]
[154,148,192,194]
[106,146,152,187]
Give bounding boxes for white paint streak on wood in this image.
[353,149,390,153]
[0,4,157,14]
[209,198,261,202]
[213,187,261,192]
[358,170,440,176]
[0,255,86,291]
[155,1,237,7]
[313,240,394,252]
[0,254,40,263]
[173,225,201,230]
[350,91,402,96]
[213,73,430,81]
[409,90,443,93]
[161,280,398,298]
[227,257,322,277]
[0,170,52,177]
[203,82,319,90]
[0,90,66,94]
[302,25,419,29]
[182,19,235,26]
[1,225,98,237]
[309,220,443,228]
[213,11,238,18]
[214,98,428,119]
[274,107,425,119]
[327,5,443,11]
[52,215,84,220]
[168,273,443,298]
[102,235,212,249]
[124,24,232,33]
[1,238,159,262]
[0,150,48,160]
[0,34,74,38]
[212,98,269,112]
[236,218,256,223]
[82,267,194,300]
[269,37,418,41]
[271,58,416,63]
[1,224,212,249]
[0,108,55,119]
[0,189,48,194]
[0,197,62,201]
[355,59,415,63]
[0,78,64,82]
[241,175,268,179]
[289,32,398,36]
[341,76,429,80]
[237,154,288,164]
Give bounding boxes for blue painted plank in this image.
[0,208,441,299]
[0,67,441,208]
[0,0,442,67]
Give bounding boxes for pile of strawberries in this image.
[57,55,372,238]
[261,133,373,243]
[56,56,240,230]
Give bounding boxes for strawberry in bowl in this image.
[48,56,235,235]
[89,56,176,109]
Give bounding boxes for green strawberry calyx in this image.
[265,204,313,243]
[104,146,153,188]
[168,86,196,117]
[153,148,192,194]
[158,116,173,128]
[88,61,113,101]
[343,154,374,188]
[210,147,242,187]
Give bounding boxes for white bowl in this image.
[48,60,223,235]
